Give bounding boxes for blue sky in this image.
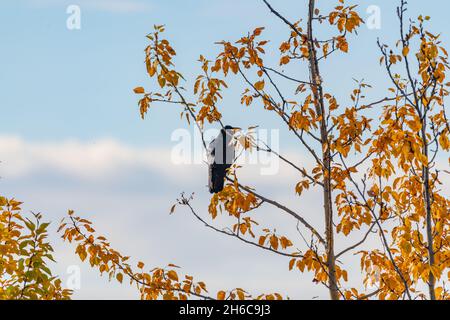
[0,0,449,299]
[2,0,449,145]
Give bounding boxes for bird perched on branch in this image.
[207,125,236,193]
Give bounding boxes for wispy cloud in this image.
[0,135,306,188]
[27,0,153,13]
[0,135,197,182]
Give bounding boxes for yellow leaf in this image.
[217,291,226,300]
[289,258,296,270]
[167,270,179,281]
[435,287,443,298]
[258,235,266,246]
[337,36,348,53]
[254,80,265,91]
[342,270,348,282]
[280,55,290,65]
[280,236,293,249]
[439,133,449,150]
[239,223,247,234]
[133,86,145,94]
[158,75,166,88]
[116,273,123,283]
[253,27,265,36]
[407,120,422,132]
[270,235,279,251]
[402,46,410,57]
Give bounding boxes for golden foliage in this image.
[0,196,72,300]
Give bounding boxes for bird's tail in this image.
[208,164,228,193]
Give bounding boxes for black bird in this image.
[207,125,236,193]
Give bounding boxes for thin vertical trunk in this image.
[421,125,436,300]
[398,0,435,298]
[306,0,339,300]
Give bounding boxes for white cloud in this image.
[0,135,197,182]
[0,135,308,188]
[27,0,153,13]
